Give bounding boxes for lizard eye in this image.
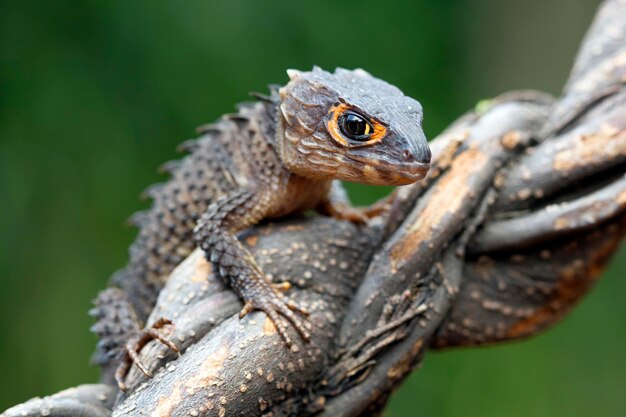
[339,112,373,141]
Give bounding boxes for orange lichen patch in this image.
[501,130,522,150]
[386,338,424,382]
[506,230,623,339]
[191,254,212,283]
[166,249,211,284]
[263,316,278,336]
[192,346,229,386]
[150,346,229,417]
[425,131,466,179]
[245,235,259,247]
[553,217,572,230]
[153,385,183,417]
[390,147,489,266]
[433,130,468,166]
[618,188,626,205]
[553,123,626,172]
[517,188,532,200]
[493,172,506,188]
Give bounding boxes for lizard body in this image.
[91,67,430,388]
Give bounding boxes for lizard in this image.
[90,66,431,390]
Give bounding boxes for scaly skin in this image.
[91,67,431,389]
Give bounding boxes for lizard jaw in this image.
[344,154,430,185]
[369,160,430,185]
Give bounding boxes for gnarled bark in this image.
[3,1,625,416]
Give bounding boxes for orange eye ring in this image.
[327,104,387,146]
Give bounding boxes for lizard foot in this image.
[115,317,180,391]
[322,200,392,225]
[326,203,370,224]
[239,281,311,347]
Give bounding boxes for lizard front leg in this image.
[194,189,310,346]
[316,180,392,224]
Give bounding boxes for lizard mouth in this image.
[345,154,430,185]
[374,160,430,183]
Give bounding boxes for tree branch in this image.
[3,1,625,416]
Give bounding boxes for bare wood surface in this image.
[3,1,625,416]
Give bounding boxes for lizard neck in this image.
[268,173,333,218]
[263,89,334,216]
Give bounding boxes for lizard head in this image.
[277,67,430,185]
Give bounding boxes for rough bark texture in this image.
[3,1,626,416]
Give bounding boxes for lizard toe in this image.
[114,317,178,391]
[242,288,311,345]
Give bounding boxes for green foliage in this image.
[1,0,622,415]
[474,98,494,115]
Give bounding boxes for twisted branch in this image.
[3,1,625,416]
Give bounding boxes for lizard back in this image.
[113,94,281,321]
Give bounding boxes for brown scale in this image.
[92,67,431,391]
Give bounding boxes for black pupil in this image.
[341,113,369,139]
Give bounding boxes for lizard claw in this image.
[115,317,180,392]
[273,281,292,292]
[273,281,310,318]
[326,203,371,225]
[239,283,311,347]
[285,298,310,317]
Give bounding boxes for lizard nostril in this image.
[402,149,415,162]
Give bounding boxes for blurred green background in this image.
[1,0,624,415]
